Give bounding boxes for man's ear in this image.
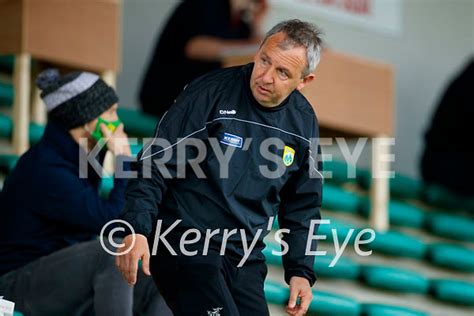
[296,73,315,91]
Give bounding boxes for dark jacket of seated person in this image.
[0,71,130,277]
[0,69,171,316]
[0,122,131,277]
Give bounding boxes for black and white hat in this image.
[36,69,118,130]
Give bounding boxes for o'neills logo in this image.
[219,109,236,115]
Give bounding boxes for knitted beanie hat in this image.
[36,69,119,130]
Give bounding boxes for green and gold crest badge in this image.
[283,146,295,167]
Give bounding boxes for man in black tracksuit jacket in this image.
[116,20,324,316]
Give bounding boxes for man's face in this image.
[250,32,315,107]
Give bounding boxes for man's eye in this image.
[278,69,288,79]
[261,58,269,65]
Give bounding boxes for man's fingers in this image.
[116,255,129,283]
[120,254,131,282]
[142,251,151,276]
[115,235,150,285]
[127,255,139,285]
[298,291,312,315]
[287,287,300,309]
[287,288,313,315]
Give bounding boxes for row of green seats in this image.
[323,160,422,200]
[362,195,473,242]
[323,184,425,229]
[356,168,423,201]
[323,183,474,242]
[271,214,474,271]
[265,280,430,315]
[265,241,474,305]
[431,279,474,306]
[265,280,361,315]
[322,160,361,185]
[264,241,361,280]
[265,241,428,294]
[277,211,474,270]
[428,243,474,272]
[0,113,44,144]
[327,218,474,272]
[324,159,474,213]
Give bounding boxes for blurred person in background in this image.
[140,0,268,118]
[0,69,171,316]
[421,57,474,198]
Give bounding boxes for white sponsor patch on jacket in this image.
[220,133,243,148]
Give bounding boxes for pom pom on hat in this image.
[35,68,60,90]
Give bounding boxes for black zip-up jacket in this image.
[122,63,323,285]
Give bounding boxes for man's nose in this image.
[261,68,274,85]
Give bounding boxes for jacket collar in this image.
[41,121,82,164]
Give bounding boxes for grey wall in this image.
[117,0,474,178]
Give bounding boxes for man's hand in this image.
[115,234,150,285]
[286,276,313,316]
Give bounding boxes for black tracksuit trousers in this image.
[151,249,270,316]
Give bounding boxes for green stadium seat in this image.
[0,113,13,138]
[428,244,474,272]
[426,213,474,242]
[323,160,360,184]
[130,143,143,156]
[262,243,283,266]
[0,55,14,73]
[322,184,361,214]
[118,108,158,138]
[0,113,45,144]
[99,176,114,198]
[355,167,371,190]
[13,312,25,316]
[264,280,289,305]
[0,153,19,173]
[430,279,474,306]
[0,80,13,107]
[359,198,425,228]
[314,254,361,280]
[361,303,428,316]
[357,172,423,200]
[317,217,360,243]
[264,241,361,280]
[422,184,474,211]
[310,290,361,316]
[29,122,45,144]
[267,279,362,315]
[389,174,423,200]
[365,230,427,259]
[360,265,429,293]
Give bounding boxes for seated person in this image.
[0,69,171,316]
